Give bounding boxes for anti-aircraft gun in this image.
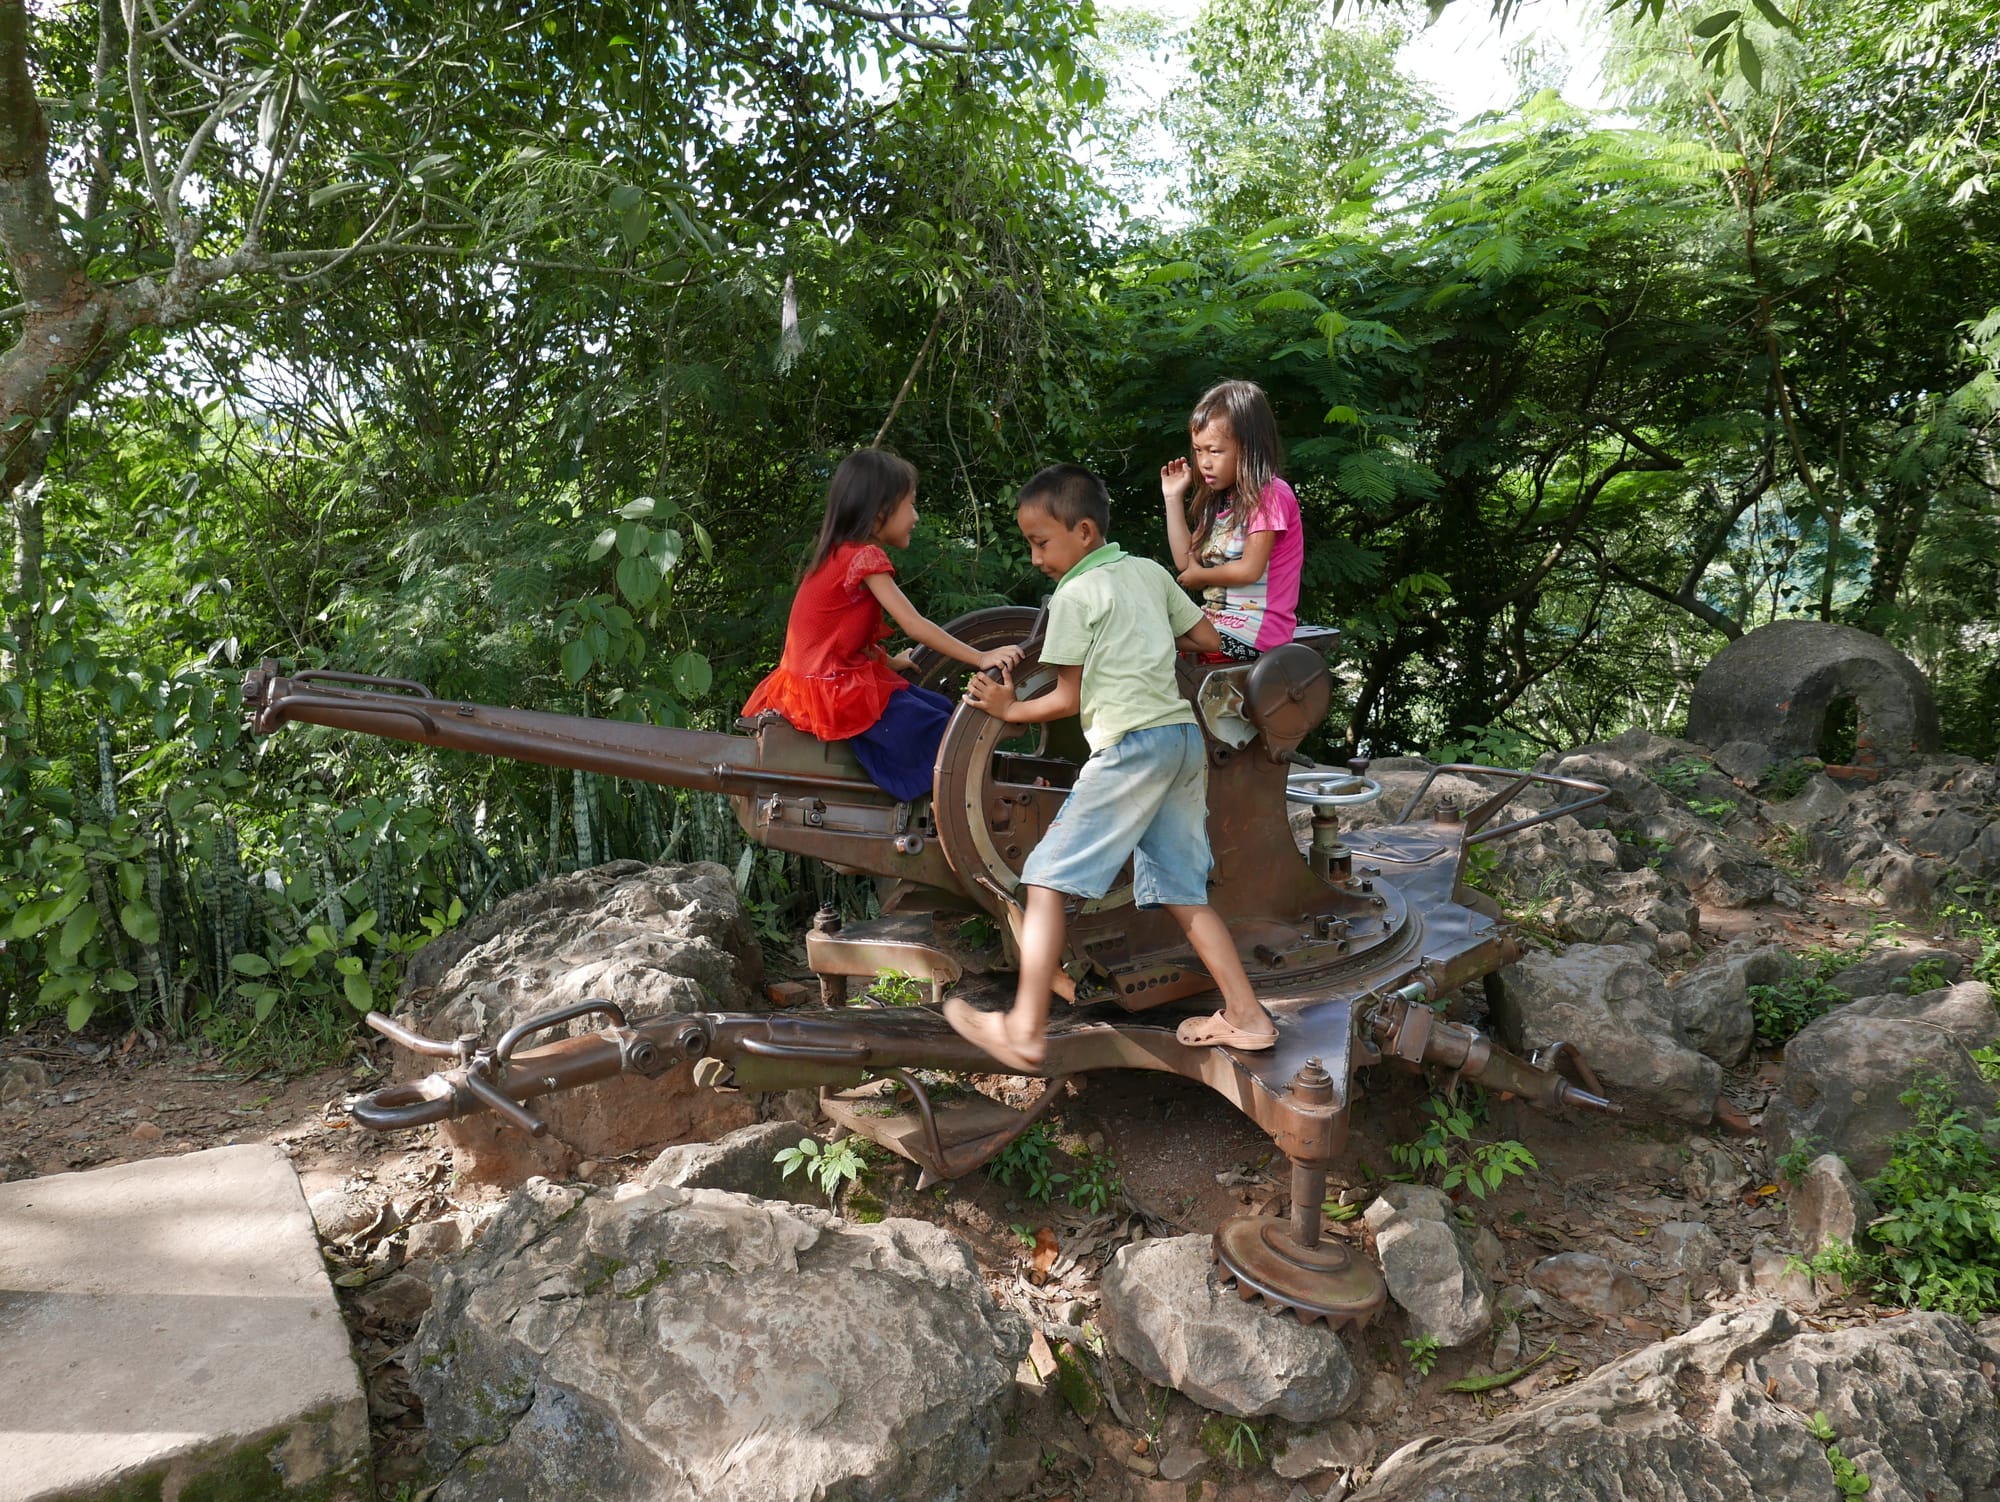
[243,606,1616,1327]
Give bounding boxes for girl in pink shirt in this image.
[1160,380,1303,661]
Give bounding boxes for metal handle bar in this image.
[496,1000,628,1064]
[1390,763,1611,846]
[737,1035,872,1063]
[294,669,436,698]
[348,1079,455,1131]
[256,690,440,738]
[366,1010,466,1058]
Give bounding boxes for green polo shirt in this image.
[1040,543,1204,752]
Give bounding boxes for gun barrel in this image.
[244,660,892,804]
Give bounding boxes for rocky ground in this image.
[4,729,1998,1501]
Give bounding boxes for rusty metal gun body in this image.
[245,607,1613,1325]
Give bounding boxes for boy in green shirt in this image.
[944,464,1276,1072]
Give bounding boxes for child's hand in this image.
[1160,456,1194,504]
[1177,562,1207,588]
[887,649,920,676]
[963,664,1017,721]
[976,644,1024,673]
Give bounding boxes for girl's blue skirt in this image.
[849,684,956,802]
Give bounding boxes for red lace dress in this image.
[742,542,908,738]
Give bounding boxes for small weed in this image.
[1403,1333,1441,1375]
[1689,797,1738,823]
[866,969,926,1006]
[1199,1415,1266,1470]
[988,1122,1067,1203]
[1940,898,2000,985]
[1321,1197,1363,1222]
[1772,1134,1824,1183]
[1760,757,1822,801]
[1806,1411,1873,1498]
[1763,824,1813,876]
[1066,1149,1123,1215]
[1974,1045,2000,1084]
[1862,1073,2000,1314]
[1651,759,1708,796]
[1391,1090,1538,1200]
[1461,843,1504,896]
[774,1135,869,1204]
[1899,957,1950,993]
[1748,972,1849,1044]
[958,915,999,950]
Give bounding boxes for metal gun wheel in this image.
[1212,1216,1388,1329]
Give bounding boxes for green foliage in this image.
[1805,1411,1874,1498]
[1899,958,1950,994]
[1391,1090,1538,1200]
[774,1135,869,1204]
[1772,1134,1824,1183]
[1862,1075,2000,1315]
[1748,965,1851,1044]
[1760,759,1823,802]
[1199,1415,1266,1471]
[1940,901,2000,986]
[865,970,927,1007]
[1688,797,1738,824]
[1402,1333,1442,1376]
[1651,759,1710,797]
[987,1123,1067,1203]
[1066,1149,1123,1215]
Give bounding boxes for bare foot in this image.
[1174,1010,1278,1052]
[942,997,1046,1073]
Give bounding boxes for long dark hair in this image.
[1185,380,1284,549]
[803,448,918,577]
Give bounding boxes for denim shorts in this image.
[1020,720,1213,908]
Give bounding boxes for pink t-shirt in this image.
[1197,477,1302,652]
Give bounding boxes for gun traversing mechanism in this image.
[244,607,1615,1326]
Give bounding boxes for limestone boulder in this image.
[395,860,765,1182]
[1099,1235,1358,1422]
[1788,1155,1877,1260]
[410,1178,1025,1502]
[1362,1186,1494,1348]
[1761,981,2000,1177]
[639,1120,825,1203]
[1826,945,1964,1000]
[1492,944,1723,1124]
[1801,759,2000,918]
[1666,937,1794,1068]
[1527,1252,1647,1317]
[1355,1304,2000,1502]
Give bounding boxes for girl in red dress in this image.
[743,450,1022,801]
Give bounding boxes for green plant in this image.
[1748,972,1850,1044]
[1321,1197,1363,1221]
[1066,1148,1123,1214]
[1403,1333,1441,1375]
[1974,1046,2000,1084]
[987,1122,1067,1203]
[1772,1134,1824,1183]
[1009,1223,1037,1249]
[1650,758,1709,796]
[774,1135,869,1204]
[1759,758,1823,802]
[1806,1411,1873,1498]
[1199,1415,1265,1470]
[1899,957,1950,993]
[1460,843,1504,896]
[865,969,925,1006]
[1391,1091,1538,1200]
[1940,898,2000,986]
[1688,797,1737,824]
[1864,1074,2000,1315]
[1764,825,1813,875]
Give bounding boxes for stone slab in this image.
[0,1144,369,1501]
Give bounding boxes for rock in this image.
[1100,1235,1357,1421]
[1276,1422,1376,1479]
[1491,1321,1523,1367]
[0,1145,370,1501]
[1667,939,1796,1069]
[308,1184,382,1241]
[1353,1304,2000,1502]
[1761,981,2000,1177]
[1681,1138,1750,1204]
[0,1056,49,1104]
[1788,1154,1877,1259]
[130,1119,164,1142]
[396,861,765,1183]
[404,1217,464,1262]
[1749,1243,1817,1304]
[1710,739,1777,783]
[1652,1222,1723,1291]
[410,1179,1024,1502]
[1686,620,1941,768]
[639,1119,823,1202]
[1803,759,2000,918]
[1766,772,1850,827]
[1826,945,1965,1000]
[1493,944,1723,1124]
[1362,1191,1494,1348]
[1527,1252,1647,1316]
[356,1269,434,1324]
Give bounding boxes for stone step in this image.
[0,1144,370,1501]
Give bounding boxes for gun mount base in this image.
[1212,1215,1389,1329]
